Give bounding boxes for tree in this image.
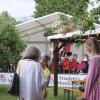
[1,11,16,25]
[90,6,100,24]
[78,0,100,32]
[34,0,99,33]
[0,12,25,68]
[34,0,90,35]
[35,0,88,18]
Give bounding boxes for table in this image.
[71,80,86,84]
[71,80,86,99]
[63,80,86,100]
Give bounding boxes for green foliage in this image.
[73,16,95,33]
[34,0,100,32]
[34,0,89,18]
[90,6,100,24]
[34,0,89,36]
[44,27,57,36]
[0,12,25,67]
[0,11,16,25]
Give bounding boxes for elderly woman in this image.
[16,45,45,100]
[77,37,100,100]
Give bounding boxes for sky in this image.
[0,0,35,19]
[0,0,99,20]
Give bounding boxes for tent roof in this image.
[16,12,72,38]
[47,28,100,40]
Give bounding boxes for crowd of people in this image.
[15,37,100,100]
[49,52,89,74]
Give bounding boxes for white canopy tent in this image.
[16,12,73,52]
[16,12,72,38]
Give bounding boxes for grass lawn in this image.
[46,87,79,100]
[0,85,80,100]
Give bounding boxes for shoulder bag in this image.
[8,60,22,96]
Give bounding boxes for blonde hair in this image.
[85,37,100,54]
[22,45,41,61]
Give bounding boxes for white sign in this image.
[0,73,14,85]
[49,74,87,87]
[0,73,87,87]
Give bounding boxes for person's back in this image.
[82,54,89,73]
[63,56,69,68]
[71,57,78,69]
[50,59,55,70]
[19,59,45,100]
[17,45,45,100]
[82,61,88,73]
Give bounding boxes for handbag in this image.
[8,73,19,96]
[8,60,22,96]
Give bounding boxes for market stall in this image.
[47,28,100,96]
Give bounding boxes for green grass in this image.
[47,87,64,100]
[47,87,79,100]
[0,85,80,100]
[0,85,17,100]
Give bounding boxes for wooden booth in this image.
[47,28,100,96]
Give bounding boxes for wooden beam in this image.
[53,40,58,96]
[58,40,67,51]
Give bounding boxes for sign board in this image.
[0,73,87,87]
[0,73,14,85]
[49,74,87,87]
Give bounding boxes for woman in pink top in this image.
[80,37,100,100]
